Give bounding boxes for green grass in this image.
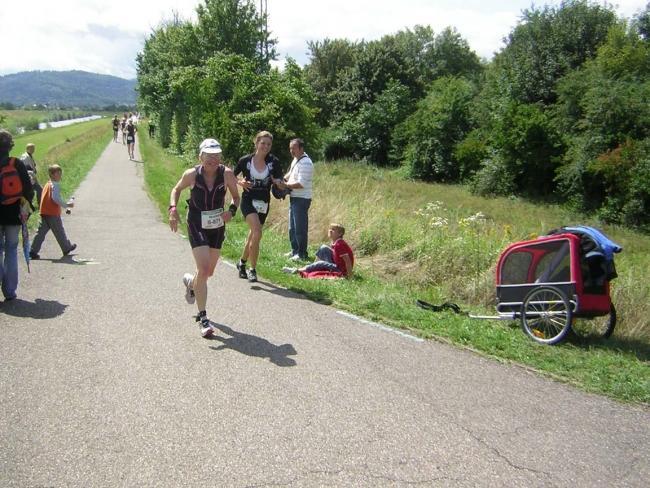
[139,136,650,404]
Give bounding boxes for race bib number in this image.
[127,136,134,143]
[201,208,224,229]
[252,199,268,214]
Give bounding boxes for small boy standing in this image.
[284,223,354,278]
[29,164,76,259]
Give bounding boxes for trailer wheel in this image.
[571,303,616,340]
[520,286,572,345]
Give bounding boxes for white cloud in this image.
[0,0,646,79]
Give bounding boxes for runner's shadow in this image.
[208,322,297,367]
[0,298,67,319]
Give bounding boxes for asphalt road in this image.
[1,138,648,487]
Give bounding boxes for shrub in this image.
[398,76,476,181]
[453,129,489,181]
[469,152,516,197]
[491,101,564,197]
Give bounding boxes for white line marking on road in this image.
[336,311,424,343]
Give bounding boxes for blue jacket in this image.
[563,226,622,262]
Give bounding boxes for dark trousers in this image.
[30,215,73,255]
[288,197,311,259]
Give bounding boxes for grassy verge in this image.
[139,135,649,404]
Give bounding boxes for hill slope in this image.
[0,70,136,107]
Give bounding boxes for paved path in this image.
[1,139,648,487]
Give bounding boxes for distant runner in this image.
[112,115,119,142]
[126,119,137,160]
[120,117,127,144]
[168,138,240,338]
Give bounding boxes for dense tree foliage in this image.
[136,0,310,164]
[494,0,617,105]
[553,19,650,225]
[137,0,650,229]
[396,77,476,180]
[304,25,483,165]
[461,1,650,229]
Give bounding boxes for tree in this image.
[494,0,617,104]
[137,1,279,148]
[341,80,413,165]
[303,25,482,166]
[136,15,200,147]
[634,2,650,39]
[195,0,277,71]
[303,39,359,124]
[397,76,476,181]
[554,18,650,225]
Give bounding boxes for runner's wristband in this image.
[228,204,238,217]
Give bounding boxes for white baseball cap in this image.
[199,138,222,154]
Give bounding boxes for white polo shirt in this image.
[286,153,313,199]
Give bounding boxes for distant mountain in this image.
[0,70,136,108]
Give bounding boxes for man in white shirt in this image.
[284,138,313,260]
[20,143,42,205]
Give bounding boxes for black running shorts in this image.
[187,220,225,249]
[241,195,269,225]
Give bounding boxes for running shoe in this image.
[283,251,295,257]
[247,268,258,283]
[236,260,247,279]
[196,314,213,338]
[182,273,195,304]
[282,266,297,274]
[289,254,302,262]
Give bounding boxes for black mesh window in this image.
[501,251,532,284]
[533,240,571,283]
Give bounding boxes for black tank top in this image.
[187,164,226,218]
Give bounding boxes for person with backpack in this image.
[0,129,34,301]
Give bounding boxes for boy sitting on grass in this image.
[283,223,354,278]
[29,164,76,259]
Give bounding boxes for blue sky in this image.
[0,1,646,79]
